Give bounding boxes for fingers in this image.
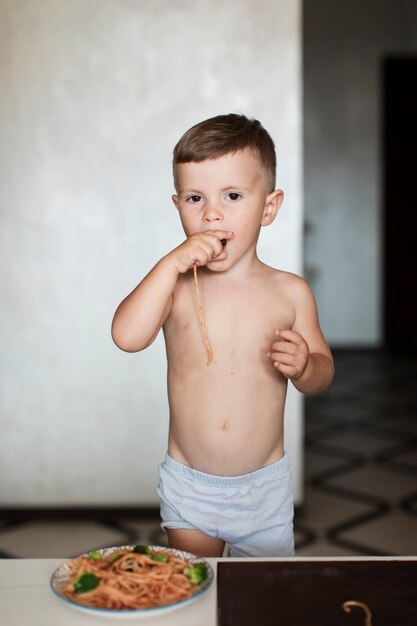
[268,330,301,358]
[197,230,234,256]
[267,329,309,380]
[187,231,234,267]
[273,329,305,344]
[172,231,234,273]
[204,230,235,242]
[191,237,224,266]
[272,361,301,379]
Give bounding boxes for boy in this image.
[112,114,333,558]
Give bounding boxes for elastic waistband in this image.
[163,452,289,487]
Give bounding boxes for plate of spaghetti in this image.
[50,545,213,617]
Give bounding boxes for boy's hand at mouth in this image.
[267,329,309,380]
[170,230,234,274]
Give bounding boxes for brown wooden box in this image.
[217,560,417,626]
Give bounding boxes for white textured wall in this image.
[0,0,303,505]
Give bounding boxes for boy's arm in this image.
[111,229,233,352]
[111,256,177,352]
[267,276,334,394]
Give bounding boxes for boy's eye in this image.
[187,195,202,203]
[227,192,241,201]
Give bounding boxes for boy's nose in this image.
[202,203,223,223]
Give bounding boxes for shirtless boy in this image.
[112,114,333,557]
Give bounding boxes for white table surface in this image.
[1,557,415,626]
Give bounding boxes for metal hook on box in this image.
[342,600,373,626]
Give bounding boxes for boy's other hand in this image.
[169,230,234,274]
[267,329,309,380]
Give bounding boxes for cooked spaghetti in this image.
[62,546,208,611]
[193,264,213,365]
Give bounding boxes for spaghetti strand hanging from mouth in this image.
[193,264,213,365]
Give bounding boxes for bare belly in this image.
[163,266,294,476]
[167,368,287,476]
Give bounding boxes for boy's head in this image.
[173,114,276,193]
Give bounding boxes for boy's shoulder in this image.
[263,265,316,308]
[264,265,311,293]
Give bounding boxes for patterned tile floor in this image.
[295,349,417,557]
[0,350,416,559]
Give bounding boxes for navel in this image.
[220,420,229,432]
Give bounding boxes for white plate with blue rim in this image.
[50,545,214,618]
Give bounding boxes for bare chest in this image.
[164,275,295,366]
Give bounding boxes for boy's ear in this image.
[172,194,179,210]
[261,189,284,227]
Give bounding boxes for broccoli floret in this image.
[73,572,99,593]
[184,562,208,584]
[151,553,168,562]
[88,550,101,560]
[133,545,151,554]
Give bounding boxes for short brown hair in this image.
[173,113,276,192]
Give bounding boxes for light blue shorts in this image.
[156,452,294,557]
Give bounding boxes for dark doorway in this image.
[383,57,417,350]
